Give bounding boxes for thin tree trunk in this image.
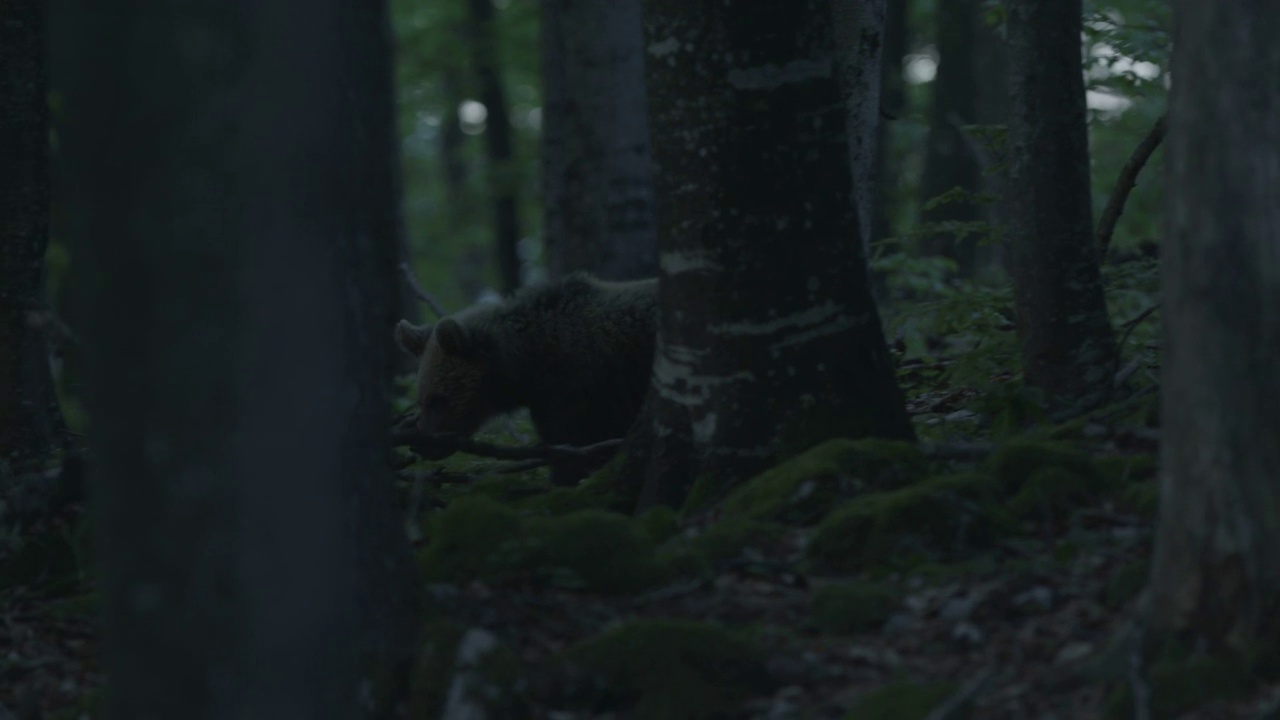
[918,0,983,276]
[0,0,66,467]
[541,0,658,281]
[1006,0,1117,409]
[624,0,914,510]
[1148,0,1280,650]
[468,0,523,292]
[832,0,887,269]
[54,0,418,714]
[871,0,908,249]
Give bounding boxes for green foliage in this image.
[419,497,665,594]
[805,473,1003,572]
[557,619,771,720]
[715,438,928,525]
[843,680,958,720]
[808,580,900,635]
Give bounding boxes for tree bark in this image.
[625,0,915,510]
[0,0,66,467]
[1148,0,1280,651]
[831,0,887,269]
[541,0,658,281]
[871,0,908,249]
[467,0,523,293]
[54,0,419,714]
[918,0,983,276]
[1006,0,1118,409]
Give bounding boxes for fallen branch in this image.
[1098,114,1167,259]
[398,261,448,319]
[391,424,623,463]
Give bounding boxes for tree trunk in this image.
[625,0,915,511]
[1148,0,1280,651]
[541,0,658,281]
[918,0,982,276]
[468,0,523,293]
[54,0,419,714]
[0,0,66,467]
[871,0,908,249]
[1006,0,1117,409]
[831,0,887,269]
[970,8,1010,277]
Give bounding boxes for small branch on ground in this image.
[398,262,448,319]
[1098,114,1167,259]
[391,423,623,464]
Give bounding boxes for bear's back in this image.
[494,273,658,449]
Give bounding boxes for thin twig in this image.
[398,262,448,319]
[1098,114,1167,258]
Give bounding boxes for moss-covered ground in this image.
[7,382,1276,719]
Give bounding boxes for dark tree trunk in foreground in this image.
[1148,0,1280,651]
[468,0,523,292]
[542,0,658,280]
[0,0,66,466]
[1006,0,1117,409]
[625,0,914,510]
[918,0,983,276]
[55,0,420,715]
[871,0,908,249]
[831,0,887,267]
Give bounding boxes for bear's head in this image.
[395,316,507,460]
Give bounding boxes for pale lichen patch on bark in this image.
[660,251,723,275]
[726,58,832,90]
[647,36,681,58]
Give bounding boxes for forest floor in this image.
[3,376,1279,719]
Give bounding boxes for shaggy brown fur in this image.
[395,273,658,484]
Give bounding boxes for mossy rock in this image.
[1104,651,1256,719]
[714,438,929,525]
[1103,559,1149,609]
[410,622,529,719]
[638,505,680,544]
[1116,481,1159,518]
[555,619,772,720]
[693,516,787,564]
[986,439,1104,499]
[805,473,1004,573]
[453,474,552,504]
[1095,453,1157,486]
[1007,465,1106,521]
[809,580,899,634]
[0,522,92,595]
[420,497,663,594]
[843,679,958,720]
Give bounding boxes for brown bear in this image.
[394,273,658,485]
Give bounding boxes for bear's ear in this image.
[394,320,432,357]
[435,318,472,357]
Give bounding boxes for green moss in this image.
[985,439,1101,498]
[419,498,662,594]
[843,680,958,720]
[717,438,928,525]
[693,517,786,563]
[557,619,770,720]
[409,622,529,719]
[809,580,899,634]
[805,473,1003,573]
[1105,652,1255,719]
[1008,465,1101,521]
[1117,481,1159,517]
[638,506,680,544]
[408,619,469,719]
[1103,559,1149,609]
[1095,453,1157,485]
